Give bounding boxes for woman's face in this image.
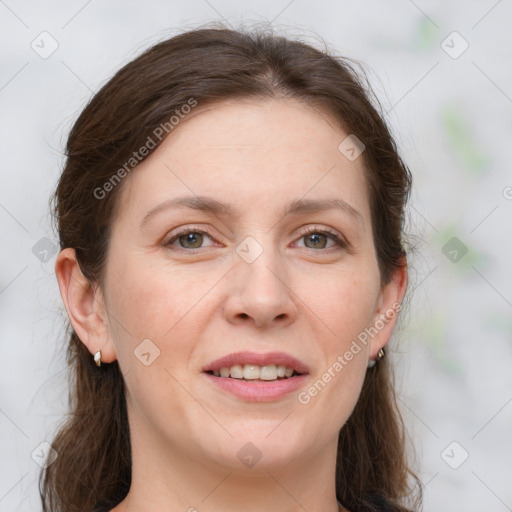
[97,98,403,472]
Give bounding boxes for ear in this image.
[368,260,408,360]
[54,248,117,363]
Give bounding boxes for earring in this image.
[94,350,102,367]
[367,348,385,368]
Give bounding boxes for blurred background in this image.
[1,1,511,510]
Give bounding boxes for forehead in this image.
[115,97,371,225]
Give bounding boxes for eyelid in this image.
[163,224,349,251]
[294,225,348,250]
[163,224,219,249]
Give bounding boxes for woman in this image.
[41,24,422,512]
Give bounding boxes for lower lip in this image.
[203,373,309,402]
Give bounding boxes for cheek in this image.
[106,254,187,330]
[104,256,219,372]
[107,270,167,339]
[104,260,200,410]
[102,256,178,363]
[302,265,380,346]
[296,272,375,439]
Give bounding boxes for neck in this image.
[115,408,342,512]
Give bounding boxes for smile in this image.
[206,363,300,381]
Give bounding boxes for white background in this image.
[1,1,511,511]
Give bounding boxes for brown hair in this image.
[42,23,422,512]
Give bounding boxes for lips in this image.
[203,371,308,402]
[202,351,310,375]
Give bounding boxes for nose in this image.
[223,245,298,329]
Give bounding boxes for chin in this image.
[201,427,310,471]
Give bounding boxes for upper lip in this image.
[202,351,310,374]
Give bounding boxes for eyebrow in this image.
[140,194,365,229]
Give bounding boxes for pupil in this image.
[180,232,203,248]
[306,233,326,249]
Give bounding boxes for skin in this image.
[55,97,407,512]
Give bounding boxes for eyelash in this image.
[163,225,348,253]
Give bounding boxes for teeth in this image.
[213,364,297,380]
[259,365,277,381]
[243,364,260,380]
[230,364,244,379]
